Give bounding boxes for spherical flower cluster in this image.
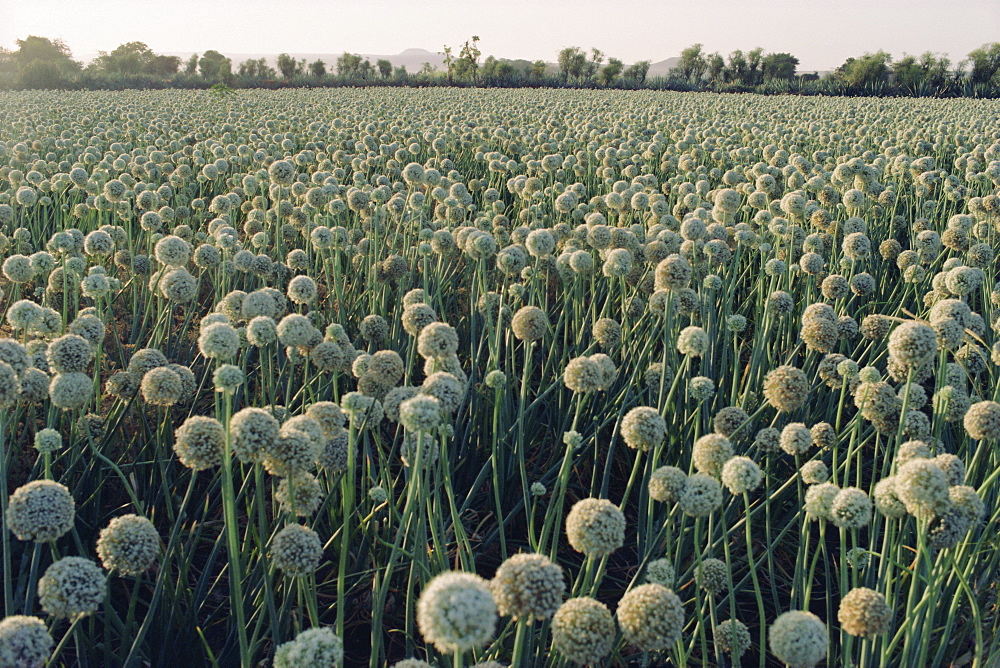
[550,597,615,665]
[38,557,106,618]
[713,406,750,437]
[563,356,603,393]
[399,395,443,433]
[96,514,160,575]
[721,456,762,494]
[6,479,75,542]
[511,305,549,341]
[649,466,687,503]
[565,498,625,558]
[359,314,389,343]
[800,460,830,484]
[696,557,729,594]
[804,482,840,522]
[655,254,692,290]
[0,615,53,668]
[838,588,892,637]
[198,322,240,360]
[831,487,873,529]
[286,275,317,305]
[33,428,62,454]
[620,406,666,451]
[693,434,733,477]
[229,407,279,463]
[769,611,828,668]
[616,584,685,650]
[887,321,937,369]
[592,318,622,348]
[645,558,675,587]
[873,477,908,519]
[418,372,463,414]
[677,326,709,357]
[264,425,322,477]
[964,400,1000,440]
[273,628,344,668]
[715,619,752,656]
[173,415,225,470]
[402,303,437,337]
[678,474,723,516]
[140,367,182,406]
[780,423,813,455]
[271,524,323,576]
[417,572,497,654]
[417,322,459,359]
[763,365,810,412]
[895,459,951,520]
[46,334,93,374]
[127,348,168,377]
[49,372,92,410]
[490,553,565,620]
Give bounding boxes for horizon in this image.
[1,0,997,73]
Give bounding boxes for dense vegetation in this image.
[2,35,1000,97]
[0,87,998,667]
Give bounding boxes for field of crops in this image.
[0,87,998,667]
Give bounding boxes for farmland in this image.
[0,87,998,667]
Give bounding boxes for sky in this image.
[1,0,998,72]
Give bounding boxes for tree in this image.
[597,57,623,85]
[93,41,154,75]
[92,42,181,78]
[149,55,182,76]
[837,51,891,89]
[558,46,587,81]
[393,65,407,80]
[745,47,763,85]
[185,53,199,75]
[676,44,707,83]
[357,59,375,79]
[277,53,305,79]
[13,36,79,71]
[584,48,604,79]
[198,50,232,82]
[418,62,436,76]
[337,53,364,77]
[448,36,481,80]
[762,52,799,80]
[377,59,392,78]
[238,58,276,79]
[530,60,547,79]
[309,59,326,78]
[966,42,1000,86]
[726,50,747,83]
[622,60,650,84]
[706,52,725,83]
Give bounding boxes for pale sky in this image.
[1,0,998,72]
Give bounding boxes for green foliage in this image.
[761,52,798,81]
[17,60,67,88]
[209,82,235,98]
[336,52,368,78]
[276,53,306,79]
[596,57,623,85]
[676,43,708,83]
[836,51,892,90]
[238,58,277,80]
[967,42,1000,86]
[91,42,181,77]
[376,59,392,78]
[622,60,650,84]
[198,51,232,83]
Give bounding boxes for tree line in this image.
[2,35,999,97]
